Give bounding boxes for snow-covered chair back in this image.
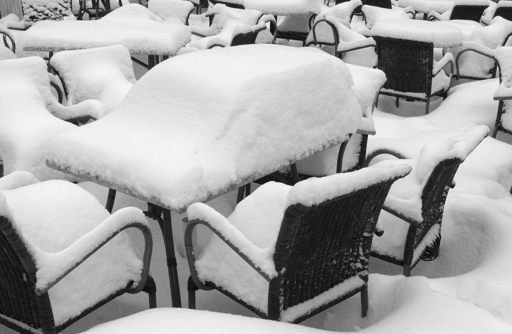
[367,125,489,276]
[148,0,195,25]
[0,171,156,333]
[48,45,136,118]
[373,35,454,114]
[185,163,411,323]
[427,0,489,22]
[481,1,512,26]
[22,0,74,27]
[492,46,512,138]
[361,4,415,29]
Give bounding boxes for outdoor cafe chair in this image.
[0,171,156,334]
[454,17,512,80]
[185,163,412,322]
[492,46,512,139]
[427,0,489,22]
[481,0,512,26]
[190,4,270,49]
[21,0,74,28]
[373,36,454,114]
[365,126,489,276]
[360,4,415,29]
[48,45,137,118]
[148,0,195,25]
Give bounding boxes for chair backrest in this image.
[0,215,55,333]
[450,4,488,21]
[363,0,391,9]
[21,0,73,26]
[374,36,433,95]
[230,27,263,46]
[494,3,512,21]
[272,171,405,321]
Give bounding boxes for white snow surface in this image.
[20,4,191,56]
[361,6,413,30]
[0,178,146,327]
[148,0,195,24]
[244,0,324,15]
[46,44,361,212]
[50,45,136,114]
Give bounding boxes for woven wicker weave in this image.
[0,214,156,334]
[493,5,512,22]
[449,4,488,22]
[374,36,451,114]
[362,0,391,9]
[186,169,408,323]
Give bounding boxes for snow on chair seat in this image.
[48,45,137,117]
[366,125,489,276]
[45,44,362,212]
[185,163,411,323]
[0,57,107,181]
[0,171,156,333]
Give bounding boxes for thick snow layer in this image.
[361,6,413,30]
[22,0,73,26]
[21,4,191,56]
[370,19,463,47]
[0,179,146,326]
[148,0,195,24]
[46,45,361,212]
[244,0,324,15]
[50,45,136,114]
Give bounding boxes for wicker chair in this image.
[492,46,512,139]
[373,36,454,114]
[427,3,489,22]
[481,1,512,26]
[185,164,411,323]
[365,126,489,276]
[21,0,74,27]
[454,17,512,80]
[0,171,156,334]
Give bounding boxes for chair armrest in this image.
[427,10,443,21]
[258,14,277,43]
[337,37,376,53]
[455,42,494,80]
[34,208,152,295]
[433,51,454,77]
[0,26,16,54]
[185,203,277,291]
[363,148,409,168]
[401,6,416,18]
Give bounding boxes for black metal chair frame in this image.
[0,215,157,334]
[374,36,453,114]
[492,61,512,138]
[186,169,408,322]
[1,30,16,54]
[364,151,463,276]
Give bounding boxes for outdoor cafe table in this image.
[44,44,364,307]
[21,4,191,69]
[370,19,463,48]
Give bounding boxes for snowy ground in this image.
[2,10,512,334]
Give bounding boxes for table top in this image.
[22,4,191,56]
[371,19,463,48]
[45,45,363,213]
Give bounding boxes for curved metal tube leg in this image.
[105,188,117,213]
[162,209,182,307]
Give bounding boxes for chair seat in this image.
[2,180,144,326]
[195,182,289,313]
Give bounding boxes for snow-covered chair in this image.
[148,0,195,25]
[306,12,376,67]
[22,0,75,27]
[365,126,489,276]
[361,4,415,29]
[373,35,454,114]
[492,46,512,139]
[427,0,489,22]
[0,56,107,180]
[454,17,512,80]
[0,171,156,334]
[48,45,137,119]
[0,25,15,55]
[185,163,411,322]
[481,0,512,26]
[190,4,269,49]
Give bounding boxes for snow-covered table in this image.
[371,19,463,48]
[399,0,455,18]
[45,44,362,307]
[21,4,191,68]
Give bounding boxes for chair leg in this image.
[244,183,251,197]
[236,187,245,203]
[403,263,411,277]
[361,285,368,317]
[395,97,399,108]
[143,276,158,309]
[425,98,431,114]
[188,276,199,309]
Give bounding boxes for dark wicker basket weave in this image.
[493,5,512,22]
[449,4,488,22]
[362,0,392,9]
